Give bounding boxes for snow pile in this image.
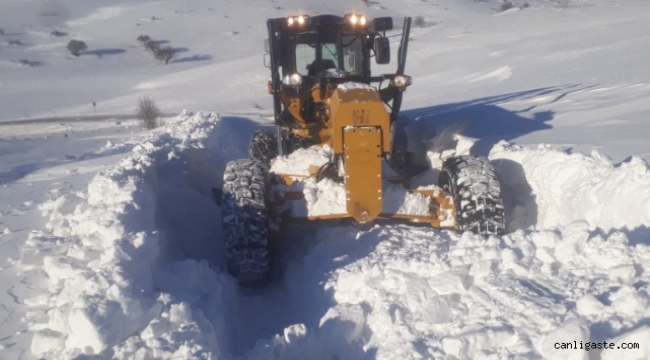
[247,221,650,359]
[14,111,650,360]
[270,145,433,218]
[490,141,650,232]
[337,82,377,92]
[20,112,238,359]
[270,145,332,177]
[382,182,434,217]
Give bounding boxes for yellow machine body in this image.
[269,82,456,229]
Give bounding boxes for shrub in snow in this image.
[136,96,161,130]
[50,30,65,37]
[144,39,159,54]
[501,1,514,11]
[414,16,426,28]
[9,40,22,45]
[362,0,369,6]
[67,40,87,57]
[19,59,32,66]
[0,28,4,36]
[155,46,176,64]
[137,35,151,44]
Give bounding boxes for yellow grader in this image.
[221,14,505,283]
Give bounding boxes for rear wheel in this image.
[439,155,505,236]
[221,159,271,284]
[249,129,278,167]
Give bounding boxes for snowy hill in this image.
[1,0,650,359]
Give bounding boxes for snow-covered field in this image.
[1,0,650,359]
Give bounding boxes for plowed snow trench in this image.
[24,112,650,359]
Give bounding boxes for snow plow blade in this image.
[268,172,457,229]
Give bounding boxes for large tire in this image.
[249,129,278,167]
[221,159,270,284]
[439,155,506,236]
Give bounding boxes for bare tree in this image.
[414,16,426,28]
[137,35,151,44]
[144,39,159,54]
[136,97,161,130]
[67,40,87,56]
[155,46,176,64]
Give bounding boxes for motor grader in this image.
[221,14,505,284]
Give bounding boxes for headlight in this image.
[346,14,367,26]
[282,73,303,86]
[287,15,309,27]
[392,75,413,88]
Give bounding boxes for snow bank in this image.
[244,136,650,359]
[490,141,650,233]
[19,113,650,360]
[247,221,650,359]
[21,111,238,359]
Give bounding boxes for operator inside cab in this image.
[295,35,364,78]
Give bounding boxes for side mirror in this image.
[375,37,390,65]
[263,53,270,68]
[264,39,270,53]
[373,17,393,32]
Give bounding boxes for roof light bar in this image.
[287,14,309,27]
[345,13,367,27]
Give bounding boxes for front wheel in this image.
[221,159,271,284]
[439,155,506,236]
[248,129,278,167]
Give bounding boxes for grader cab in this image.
[220,14,506,284]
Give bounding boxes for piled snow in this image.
[3,0,650,357]
[270,145,433,217]
[246,221,650,359]
[337,82,377,92]
[382,182,434,217]
[490,141,650,233]
[13,110,650,360]
[270,145,332,177]
[20,112,238,359]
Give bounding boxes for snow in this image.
[337,82,376,92]
[270,145,331,177]
[1,0,650,359]
[490,141,650,233]
[382,182,434,217]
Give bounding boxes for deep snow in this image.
[2,0,650,359]
[10,111,649,359]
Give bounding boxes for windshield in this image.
[342,35,363,75]
[293,33,365,77]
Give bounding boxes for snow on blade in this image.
[270,145,331,177]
